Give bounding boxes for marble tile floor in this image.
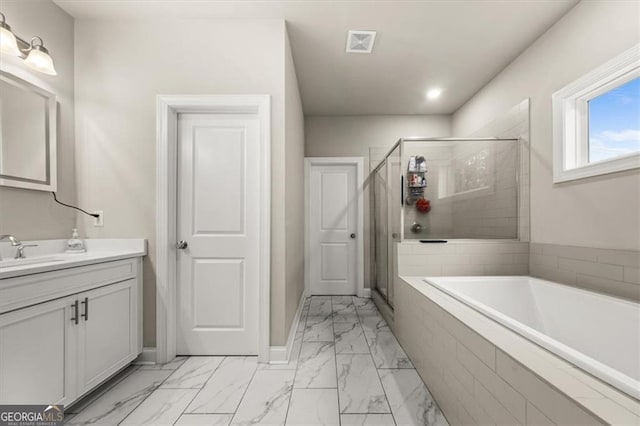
[65,296,448,426]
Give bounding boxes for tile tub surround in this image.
[530,242,640,301]
[398,239,529,277]
[396,277,640,426]
[66,296,448,426]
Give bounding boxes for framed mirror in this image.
[0,69,57,191]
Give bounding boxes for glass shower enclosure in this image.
[371,144,401,307]
[370,137,520,309]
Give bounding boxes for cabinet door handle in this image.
[71,300,79,325]
[81,297,89,321]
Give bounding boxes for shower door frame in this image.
[370,142,402,308]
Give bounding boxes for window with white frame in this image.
[552,44,640,183]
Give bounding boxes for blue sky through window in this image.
[588,77,640,163]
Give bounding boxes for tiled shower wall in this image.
[464,99,531,241]
[402,143,455,238]
[394,100,531,279]
[450,140,519,239]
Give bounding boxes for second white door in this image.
[176,113,260,355]
[307,160,361,295]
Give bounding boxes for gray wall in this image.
[281,26,306,346]
[0,1,75,240]
[452,0,640,251]
[305,115,451,159]
[305,115,451,288]
[74,18,292,347]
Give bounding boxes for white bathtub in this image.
[423,276,640,400]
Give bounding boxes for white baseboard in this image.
[269,346,287,363]
[269,289,307,364]
[361,288,371,298]
[143,288,309,365]
[135,347,157,365]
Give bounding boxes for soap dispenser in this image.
[66,228,86,253]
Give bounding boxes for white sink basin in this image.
[0,255,66,268]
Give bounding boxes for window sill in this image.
[553,153,640,183]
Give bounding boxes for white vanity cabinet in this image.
[0,255,143,407]
[77,279,138,395]
[0,293,77,405]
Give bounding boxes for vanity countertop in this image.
[0,239,146,280]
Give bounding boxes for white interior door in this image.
[308,160,361,295]
[177,113,260,355]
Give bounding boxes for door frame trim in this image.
[156,95,271,363]
[304,157,365,298]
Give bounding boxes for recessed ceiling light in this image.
[426,88,443,100]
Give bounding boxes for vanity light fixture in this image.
[0,13,57,75]
[0,13,21,56]
[23,37,57,75]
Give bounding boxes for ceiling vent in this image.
[346,30,377,54]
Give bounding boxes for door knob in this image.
[176,240,188,250]
[350,233,356,239]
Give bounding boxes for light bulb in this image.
[0,24,21,57]
[426,88,443,100]
[24,39,57,76]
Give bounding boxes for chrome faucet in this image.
[0,235,22,261]
[14,244,38,259]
